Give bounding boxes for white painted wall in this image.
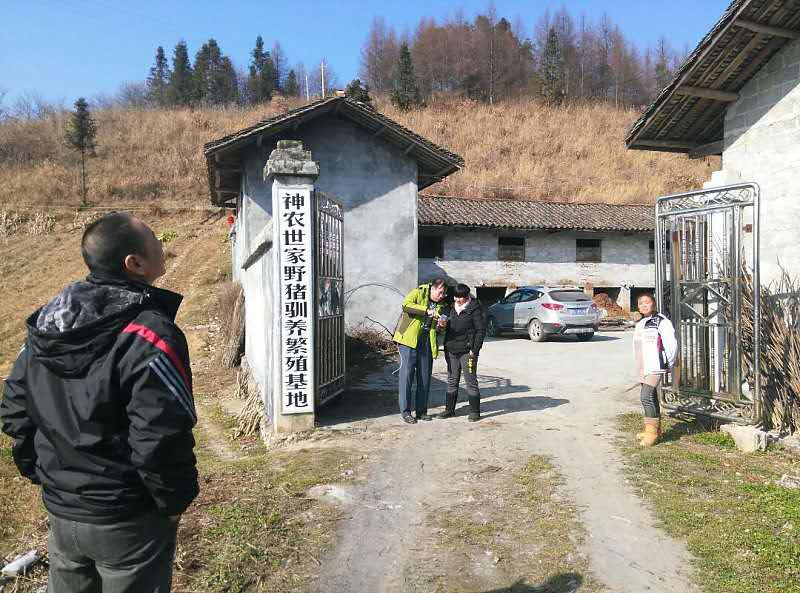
[723,36,800,284]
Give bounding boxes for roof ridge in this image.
[419,195,654,208]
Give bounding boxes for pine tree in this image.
[285,69,300,97]
[540,27,565,104]
[391,43,421,111]
[65,98,97,207]
[167,41,194,107]
[247,36,276,103]
[194,39,235,105]
[345,78,372,103]
[146,46,171,107]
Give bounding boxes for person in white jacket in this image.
[632,293,678,446]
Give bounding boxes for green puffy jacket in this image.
[392,283,445,357]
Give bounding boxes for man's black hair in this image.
[431,277,447,288]
[81,212,148,277]
[453,283,471,298]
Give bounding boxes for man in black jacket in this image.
[440,283,486,421]
[1,212,198,593]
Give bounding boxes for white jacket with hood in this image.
[633,313,678,380]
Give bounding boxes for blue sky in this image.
[1,0,731,106]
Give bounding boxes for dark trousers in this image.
[47,510,178,593]
[398,332,433,416]
[445,351,480,398]
[640,374,662,419]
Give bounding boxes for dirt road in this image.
[313,332,699,593]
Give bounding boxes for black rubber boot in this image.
[437,391,458,418]
[468,396,481,422]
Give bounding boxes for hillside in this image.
[0,95,716,210]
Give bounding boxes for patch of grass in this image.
[178,447,357,593]
[693,431,735,449]
[208,402,238,434]
[617,414,800,593]
[0,434,47,561]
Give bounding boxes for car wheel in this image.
[528,319,546,342]
[576,332,594,342]
[487,316,499,337]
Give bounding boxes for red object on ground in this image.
[226,215,235,226]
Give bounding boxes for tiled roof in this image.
[418,196,655,232]
[204,97,463,204]
[627,0,798,154]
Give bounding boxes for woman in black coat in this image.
[439,283,486,421]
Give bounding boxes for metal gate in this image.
[314,192,345,406]
[655,183,761,424]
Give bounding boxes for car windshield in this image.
[549,290,591,302]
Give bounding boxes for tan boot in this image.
[636,421,661,441]
[638,418,660,447]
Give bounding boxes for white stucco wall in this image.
[723,36,800,284]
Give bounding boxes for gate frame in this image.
[654,182,762,425]
[314,190,346,407]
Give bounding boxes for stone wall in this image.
[723,36,800,284]
[418,228,654,309]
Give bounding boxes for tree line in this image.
[361,7,687,108]
[143,37,340,108]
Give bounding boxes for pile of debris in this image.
[593,293,629,329]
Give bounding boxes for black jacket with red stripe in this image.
[0,274,199,523]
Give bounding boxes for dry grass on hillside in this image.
[380,96,718,204]
[0,95,716,209]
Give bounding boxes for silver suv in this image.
[486,286,600,342]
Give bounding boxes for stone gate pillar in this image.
[265,140,319,434]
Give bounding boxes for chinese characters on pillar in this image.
[278,188,314,414]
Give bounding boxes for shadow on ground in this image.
[317,372,568,426]
[478,572,584,592]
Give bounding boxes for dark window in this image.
[550,290,591,302]
[576,239,601,263]
[519,290,540,303]
[504,291,523,304]
[419,235,444,259]
[649,240,655,264]
[499,236,525,261]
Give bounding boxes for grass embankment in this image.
[0,95,715,210]
[432,455,599,593]
[1,212,361,592]
[618,413,800,593]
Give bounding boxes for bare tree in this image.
[272,41,288,91]
[115,81,150,108]
[359,17,399,94]
[309,59,339,97]
[12,90,59,120]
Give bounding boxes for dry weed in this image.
[0,210,56,236]
[0,96,714,210]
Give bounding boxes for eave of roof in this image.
[417,196,655,233]
[627,0,800,155]
[203,97,464,205]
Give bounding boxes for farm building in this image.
[417,196,656,311]
[627,0,800,284]
[204,96,464,334]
